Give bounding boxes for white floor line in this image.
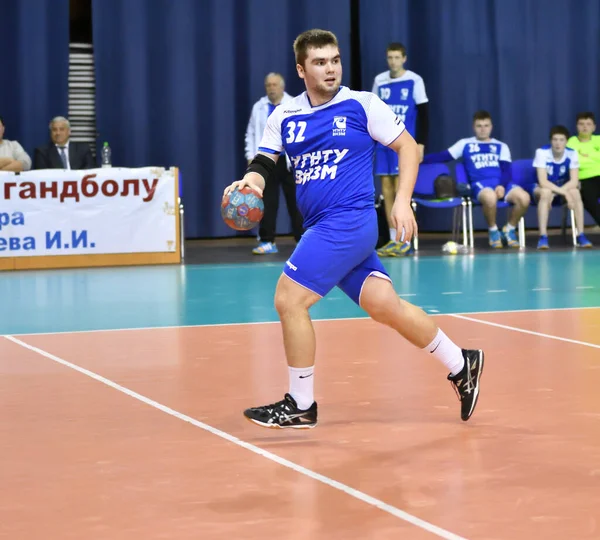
[4,306,600,338]
[4,335,468,540]
[450,314,600,349]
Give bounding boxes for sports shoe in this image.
[448,349,485,421]
[537,235,549,250]
[252,242,278,255]
[502,226,519,248]
[577,233,593,248]
[488,229,502,248]
[243,393,317,429]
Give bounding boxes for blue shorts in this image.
[283,209,391,306]
[374,144,398,176]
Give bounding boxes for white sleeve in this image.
[257,108,283,155]
[413,76,428,105]
[533,148,546,168]
[366,93,405,146]
[569,150,580,169]
[244,105,257,160]
[447,139,468,160]
[500,143,512,162]
[371,77,378,95]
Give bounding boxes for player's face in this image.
[387,50,406,76]
[265,75,284,104]
[576,118,596,137]
[551,134,567,153]
[297,45,342,98]
[473,119,492,140]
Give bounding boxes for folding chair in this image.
[456,163,525,249]
[411,163,469,251]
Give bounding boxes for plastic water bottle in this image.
[101,141,112,168]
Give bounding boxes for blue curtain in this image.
[359,0,600,160]
[92,0,351,239]
[0,0,70,159]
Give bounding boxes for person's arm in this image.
[533,148,564,194]
[413,76,429,161]
[366,93,418,243]
[422,149,452,164]
[0,159,24,171]
[562,151,580,190]
[245,103,257,163]
[224,106,283,196]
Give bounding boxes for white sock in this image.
[505,223,515,231]
[289,366,315,410]
[423,329,465,375]
[389,228,396,241]
[489,225,498,232]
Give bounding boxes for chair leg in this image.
[518,216,526,248]
[461,199,468,247]
[467,199,474,249]
[411,200,419,251]
[570,208,577,246]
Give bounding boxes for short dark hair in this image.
[0,116,4,126]
[549,125,569,139]
[473,110,492,122]
[293,29,339,68]
[576,111,596,123]
[386,42,407,56]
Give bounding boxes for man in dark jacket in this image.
[33,116,95,170]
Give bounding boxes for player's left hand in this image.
[391,200,417,243]
[495,185,505,199]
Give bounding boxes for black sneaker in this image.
[448,349,484,421]
[243,393,317,429]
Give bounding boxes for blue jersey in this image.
[533,146,579,186]
[258,86,405,228]
[371,70,428,137]
[448,137,511,186]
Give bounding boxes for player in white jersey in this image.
[224,29,484,429]
[532,125,592,249]
[372,43,429,257]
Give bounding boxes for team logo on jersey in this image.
[401,88,409,100]
[559,165,566,176]
[332,116,347,136]
[489,145,497,153]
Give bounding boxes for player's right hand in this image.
[223,178,263,197]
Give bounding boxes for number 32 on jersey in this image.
[286,121,307,143]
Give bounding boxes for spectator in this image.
[245,73,304,254]
[0,116,32,171]
[531,125,591,249]
[33,116,94,170]
[566,112,600,226]
[372,43,429,257]
[423,110,530,248]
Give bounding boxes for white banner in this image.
[0,167,178,257]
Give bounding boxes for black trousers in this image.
[580,176,600,227]
[259,158,304,243]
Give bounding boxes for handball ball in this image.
[442,241,459,255]
[221,186,264,231]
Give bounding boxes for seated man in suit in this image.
[33,116,95,170]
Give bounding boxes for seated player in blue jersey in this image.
[223,29,484,429]
[423,111,531,248]
[372,43,429,257]
[532,125,592,249]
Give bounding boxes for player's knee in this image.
[360,276,397,323]
[514,189,531,207]
[274,274,318,315]
[478,189,497,207]
[538,187,554,203]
